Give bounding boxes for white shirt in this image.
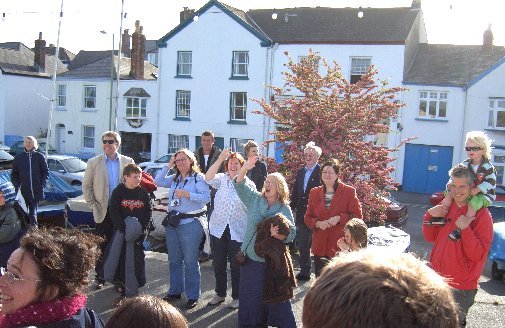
[207,173,252,242]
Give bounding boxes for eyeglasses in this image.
[465,146,481,152]
[175,157,189,164]
[0,267,41,285]
[102,139,117,145]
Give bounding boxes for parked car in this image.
[143,163,169,179]
[47,155,87,186]
[139,153,172,169]
[0,143,10,152]
[0,150,14,170]
[384,196,408,229]
[429,185,505,206]
[8,141,58,157]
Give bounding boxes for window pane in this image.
[419,100,427,116]
[496,166,504,185]
[420,91,427,98]
[490,100,494,108]
[429,101,437,117]
[439,101,447,117]
[495,155,505,164]
[498,100,505,108]
[497,111,505,127]
[488,110,495,127]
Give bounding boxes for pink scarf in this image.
[0,294,86,328]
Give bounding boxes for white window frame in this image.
[177,51,192,76]
[494,154,505,186]
[125,97,147,118]
[176,90,191,118]
[168,134,189,154]
[232,51,249,77]
[418,91,448,119]
[82,125,95,150]
[230,138,251,153]
[83,85,96,110]
[350,57,371,84]
[57,84,66,108]
[488,98,505,129]
[230,92,247,121]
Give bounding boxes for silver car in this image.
[47,155,87,186]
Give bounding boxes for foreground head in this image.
[201,131,215,153]
[173,149,199,178]
[106,295,188,328]
[465,130,492,161]
[344,218,368,250]
[448,164,472,206]
[24,136,38,152]
[243,140,259,159]
[262,172,290,204]
[304,141,322,168]
[303,250,458,328]
[0,228,101,315]
[102,131,121,158]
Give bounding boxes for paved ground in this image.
[85,191,505,327]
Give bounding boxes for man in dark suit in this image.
[290,142,322,281]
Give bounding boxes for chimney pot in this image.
[483,24,493,50]
[180,7,195,23]
[122,29,131,57]
[34,32,46,72]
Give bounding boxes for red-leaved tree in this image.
[253,50,409,224]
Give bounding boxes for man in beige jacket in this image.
[82,131,134,288]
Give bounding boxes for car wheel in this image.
[491,261,505,280]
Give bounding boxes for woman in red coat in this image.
[304,159,362,276]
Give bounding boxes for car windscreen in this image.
[61,158,87,173]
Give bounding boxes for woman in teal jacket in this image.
[234,156,296,328]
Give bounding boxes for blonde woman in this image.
[234,156,296,328]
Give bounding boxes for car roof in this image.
[47,154,80,160]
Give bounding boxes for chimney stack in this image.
[34,32,46,72]
[122,29,131,57]
[180,7,195,23]
[483,24,493,50]
[130,20,145,80]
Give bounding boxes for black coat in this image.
[290,164,321,225]
[11,150,49,202]
[38,307,104,328]
[247,160,267,191]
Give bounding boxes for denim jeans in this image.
[210,225,241,299]
[166,219,204,300]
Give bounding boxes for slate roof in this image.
[145,40,159,54]
[124,87,151,97]
[247,7,420,44]
[67,50,118,71]
[0,42,68,77]
[42,46,76,63]
[58,55,157,80]
[404,44,505,86]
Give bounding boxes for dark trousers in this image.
[26,199,38,227]
[210,225,241,299]
[238,259,296,328]
[95,210,114,283]
[452,288,477,327]
[295,210,312,275]
[314,256,331,277]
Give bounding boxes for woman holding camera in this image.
[154,149,210,310]
[205,148,255,309]
[233,156,296,328]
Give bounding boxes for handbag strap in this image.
[243,231,256,252]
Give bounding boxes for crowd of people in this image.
[0,129,497,327]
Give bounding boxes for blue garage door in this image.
[402,144,453,194]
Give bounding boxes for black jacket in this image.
[38,307,104,328]
[247,160,267,191]
[290,164,321,225]
[11,150,49,202]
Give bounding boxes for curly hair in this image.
[106,295,188,328]
[303,250,458,328]
[20,228,102,300]
[465,130,493,160]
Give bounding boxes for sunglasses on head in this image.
[465,146,481,152]
[102,139,116,145]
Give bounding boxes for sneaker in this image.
[207,295,226,306]
[229,299,239,309]
[113,295,125,307]
[162,294,181,302]
[186,298,199,309]
[94,281,104,290]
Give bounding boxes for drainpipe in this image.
[461,87,469,163]
[264,43,278,159]
[154,48,163,158]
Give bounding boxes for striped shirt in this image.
[463,158,496,202]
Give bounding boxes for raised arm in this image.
[236,155,257,183]
[154,156,176,188]
[206,148,230,181]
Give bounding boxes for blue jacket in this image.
[11,150,49,202]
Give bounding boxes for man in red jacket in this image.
[422,164,493,327]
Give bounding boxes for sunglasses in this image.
[102,139,117,145]
[465,146,481,152]
[0,267,41,285]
